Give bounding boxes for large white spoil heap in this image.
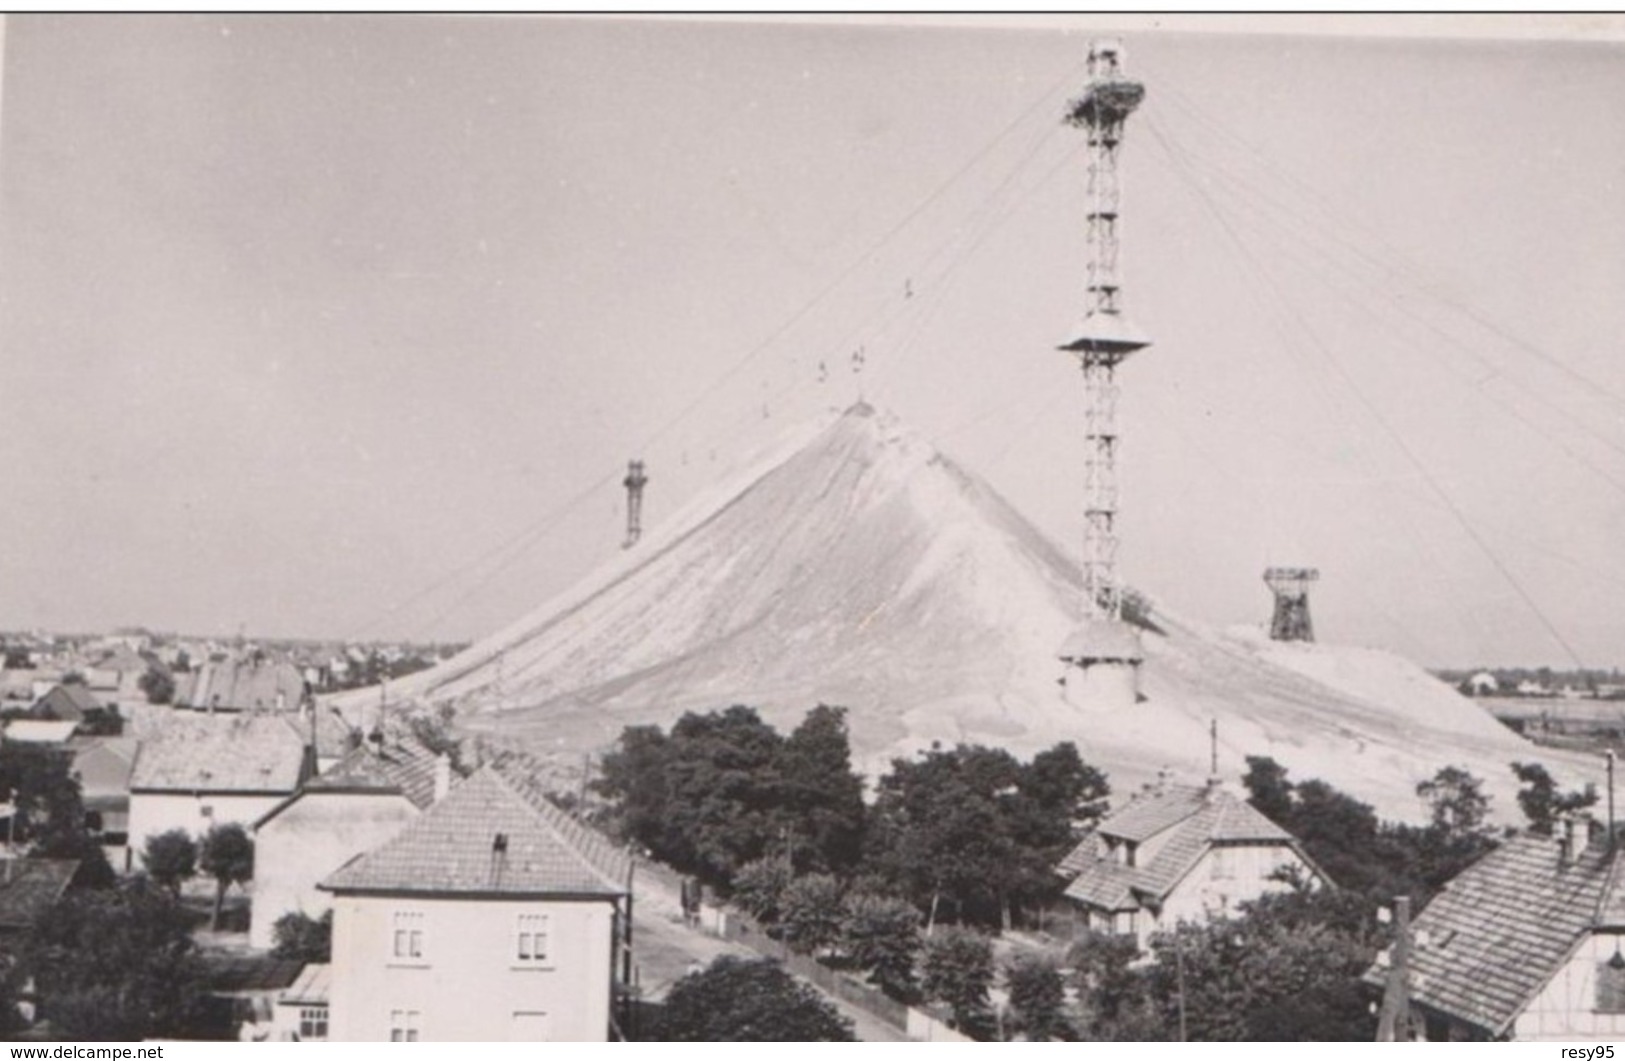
[336,403,1569,823]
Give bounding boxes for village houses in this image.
[318,763,632,1041]
[250,734,448,950]
[1057,778,1325,950]
[127,712,311,853]
[1366,819,1625,1041]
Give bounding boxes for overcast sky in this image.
[1,15,1622,667]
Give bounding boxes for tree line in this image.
[592,705,1600,1040]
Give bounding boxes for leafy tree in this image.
[141,828,198,895]
[1239,756,1494,904]
[1417,765,1491,835]
[1512,761,1598,836]
[597,705,869,890]
[1138,887,1382,1041]
[0,742,114,888]
[598,708,786,885]
[199,822,254,931]
[1005,954,1072,1041]
[1243,754,1294,825]
[659,956,855,1041]
[1067,930,1158,1040]
[271,909,332,964]
[731,855,793,924]
[841,892,922,1002]
[780,873,844,955]
[137,666,175,705]
[865,742,1104,928]
[920,926,996,1039]
[777,705,866,873]
[25,877,206,1040]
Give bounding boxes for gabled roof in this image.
[202,954,306,996]
[257,736,443,829]
[67,736,138,798]
[130,713,306,794]
[320,765,629,899]
[1096,784,1293,845]
[304,737,441,809]
[279,963,331,1007]
[177,658,305,712]
[31,684,101,723]
[1363,832,1613,1037]
[1061,785,1307,912]
[0,859,78,930]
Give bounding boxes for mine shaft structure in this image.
[1264,566,1319,643]
[623,459,648,549]
[1058,39,1151,705]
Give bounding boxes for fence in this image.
[633,857,971,1042]
[710,906,976,1040]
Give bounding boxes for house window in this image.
[392,911,425,961]
[199,804,214,819]
[1211,847,1234,880]
[1597,955,1625,1013]
[516,913,550,964]
[389,1009,421,1042]
[1124,842,1138,869]
[298,1006,328,1041]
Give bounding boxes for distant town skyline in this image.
[2,15,1622,667]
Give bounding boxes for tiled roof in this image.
[1061,785,1305,912]
[177,659,306,712]
[1098,785,1291,844]
[31,684,101,723]
[279,963,331,1007]
[304,736,442,810]
[1364,832,1612,1036]
[130,713,307,793]
[67,736,138,799]
[203,955,306,995]
[0,859,79,929]
[321,766,630,898]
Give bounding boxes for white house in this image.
[1365,822,1625,1041]
[127,713,310,852]
[1057,780,1324,950]
[249,737,447,950]
[319,765,632,1042]
[270,963,331,1042]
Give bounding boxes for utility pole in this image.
[1375,896,1412,1041]
[1173,925,1190,1042]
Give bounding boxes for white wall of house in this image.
[128,791,287,855]
[250,792,419,950]
[1513,933,1625,1040]
[1131,843,1313,951]
[327,893,616,1042]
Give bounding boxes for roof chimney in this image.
[1560,815,1580,867]
[433,752,452,803]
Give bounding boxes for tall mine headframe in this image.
[622,459,648,549]
[1057,39,1151,709]
[1264,566,1319,643]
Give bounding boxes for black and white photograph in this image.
[0,12,1622,1043]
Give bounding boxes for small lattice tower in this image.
[1057,39,1151,705]
[622,459,648,549]
[1264,567,1319,643]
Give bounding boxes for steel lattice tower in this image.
[1264,567,1319,642]
[622,460,648,549]
[1062,40,1150,626]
